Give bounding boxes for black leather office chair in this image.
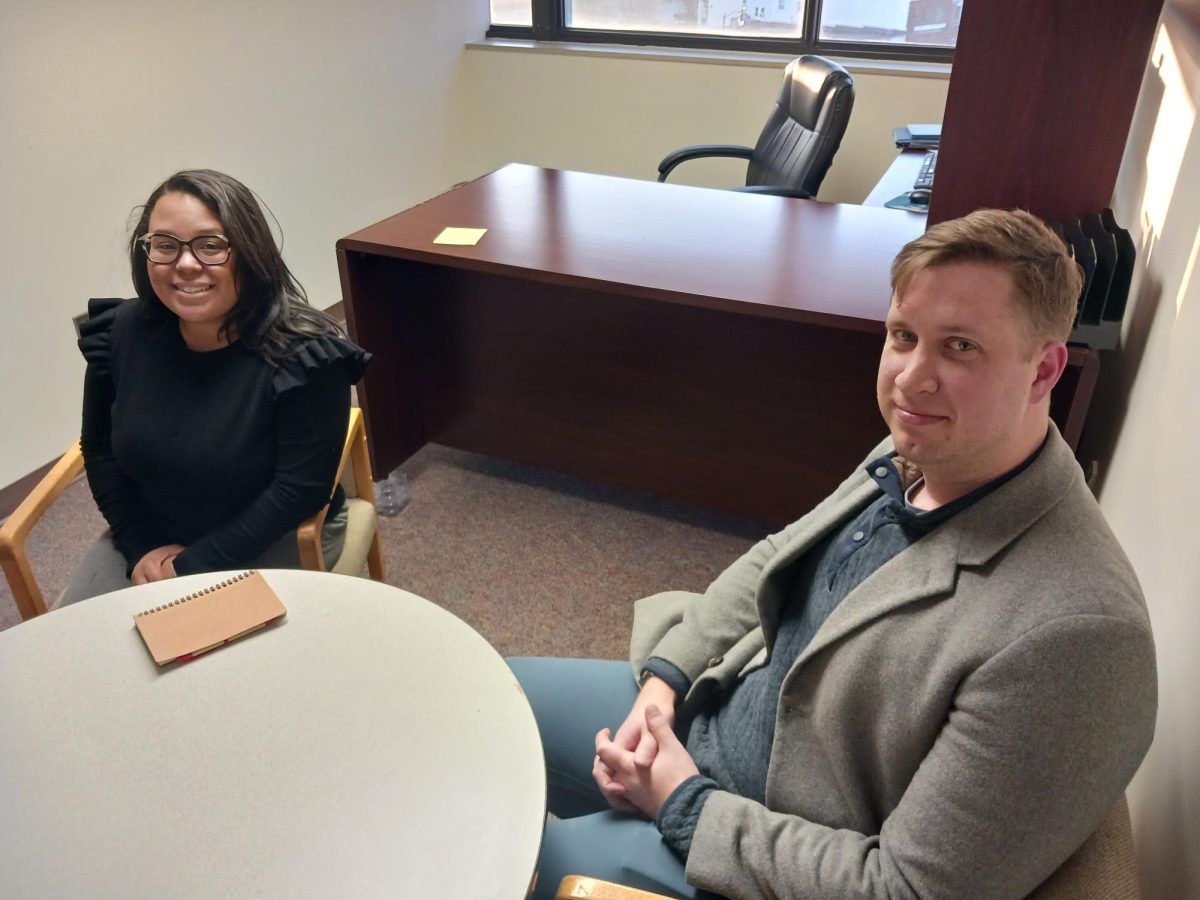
[657,55,855,200]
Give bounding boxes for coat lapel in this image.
[792,524,963,669]
[755,472,881,648]
[777,423,1081,672]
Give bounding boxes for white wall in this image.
[1083,4,1200,897]
[0,0,487,486]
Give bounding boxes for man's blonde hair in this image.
[891,209,1083,343]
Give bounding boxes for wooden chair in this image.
[554,795,1141,899]
[555,876,676,899]
[0,407,384,620]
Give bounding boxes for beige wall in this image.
[456,45,949,205]
[1083,4,1200,897]
[0,0,487,486]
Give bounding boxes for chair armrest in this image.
[555,875,673,899]
[0,442,86,619]
[296,407,379,575]
[657,144,754,182]
[295,506,330,571]
[733,184,815,199]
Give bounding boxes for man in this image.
[510,209,1157,900]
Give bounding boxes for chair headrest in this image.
[781,55,854,129]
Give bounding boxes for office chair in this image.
[656,54,855,200]
[0,407,385,620]
[554,795,1141,899]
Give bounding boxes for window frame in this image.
[487,0,958,64]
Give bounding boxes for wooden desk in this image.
[0,571,545,898]
[338,164,925,524]
[338,164,1093,525]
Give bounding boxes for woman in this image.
[63,169,369,603]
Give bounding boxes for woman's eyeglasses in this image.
[138,233,232,266]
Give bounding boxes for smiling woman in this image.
[62,170,370,604]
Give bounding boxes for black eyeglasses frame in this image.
[138,232,233,266]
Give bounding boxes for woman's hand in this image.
[132,544,186,585]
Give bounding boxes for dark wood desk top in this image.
[339,164,927,335]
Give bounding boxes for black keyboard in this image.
[914,150,938,190]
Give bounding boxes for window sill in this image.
[466,38,951,79]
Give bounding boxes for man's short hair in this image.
[890,208,1083,343]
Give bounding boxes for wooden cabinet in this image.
[929,0,1164,226]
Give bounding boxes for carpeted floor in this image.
[0,444,769,659]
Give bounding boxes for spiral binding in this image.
[135,570,256,617]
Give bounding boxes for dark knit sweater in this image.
[77,298,368,576]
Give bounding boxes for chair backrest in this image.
[746,54,855,197]
[1028,795,1140,899]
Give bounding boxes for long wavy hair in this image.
[129,169,342,364]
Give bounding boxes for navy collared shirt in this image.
[823,449,1026,590]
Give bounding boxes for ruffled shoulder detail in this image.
[271,334,371,394]
[77,297,135,367]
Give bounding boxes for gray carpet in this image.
[0,444,769,658]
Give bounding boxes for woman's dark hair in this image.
[129,169,343,364]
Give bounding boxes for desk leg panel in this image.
[339,250,435,475]
[407,267,885,524]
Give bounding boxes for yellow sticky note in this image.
[433,227,488,246]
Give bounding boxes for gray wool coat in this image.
[630,424,1157,900]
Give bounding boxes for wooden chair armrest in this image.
[295,408,369,572]
[295,505,329,571]
[0,442,86,619]
[345,407,377,505]
[555,875,674,899]
[345,408,386,581]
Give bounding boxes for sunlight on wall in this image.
[1104,10,1200,899]
[1174,219,1200,319]
[1142,25,1196,248]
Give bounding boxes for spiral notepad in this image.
[132,570,287,665]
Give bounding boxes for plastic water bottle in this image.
[374,469,409,517]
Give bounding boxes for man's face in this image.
[876,261,1063,497]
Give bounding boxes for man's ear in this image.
[1030,341,1069,404]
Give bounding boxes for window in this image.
[491,0,532,26]
[488,1,962,61]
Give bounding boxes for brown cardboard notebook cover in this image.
[133,570,287,665]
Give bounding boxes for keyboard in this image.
[914,150,938,190]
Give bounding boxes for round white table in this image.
[0,570,546,898]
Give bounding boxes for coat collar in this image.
[757,422,1083,667]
